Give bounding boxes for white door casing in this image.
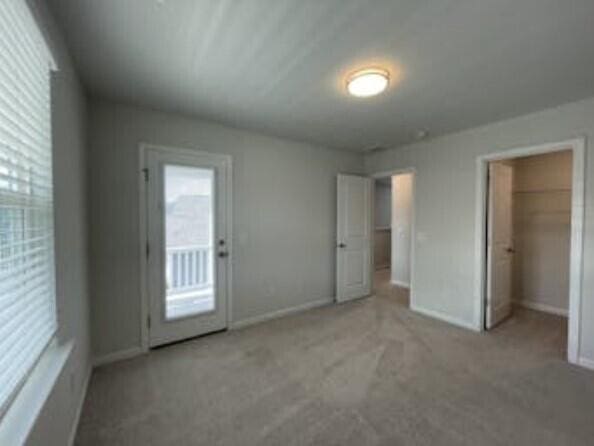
[391,173,414,288]
[337,174,372,302]
[145,147,231,347]
[486,162,514,329]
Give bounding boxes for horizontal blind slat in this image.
[0,154,52,181]
[0,172,52,191]
[0,71,50,126]
[0,264,51,303]
[0,142,52,171]
[0,3,48,98]
[0,323,54,405]
[0,277,52,330]
[0,248,51,278]
[0,123,51,167]
[0,107,52,160]
[0,318,55,403]
[0,299,53,365]
[0,192,52,208]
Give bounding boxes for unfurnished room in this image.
[1,1,594,445]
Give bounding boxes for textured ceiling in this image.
[48,0,594,151]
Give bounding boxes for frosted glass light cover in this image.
[347,69,389,97]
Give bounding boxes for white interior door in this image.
[486,162,514,329]
[337,174,372,302]
[145,147,231,347]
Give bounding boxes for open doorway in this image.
[478,139,585,365]
[372,171,415,308]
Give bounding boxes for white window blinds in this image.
[0,1,56,416]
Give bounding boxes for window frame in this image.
[0,0,60,421]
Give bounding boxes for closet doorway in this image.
[372,169,415,308]
[476,139,585,365]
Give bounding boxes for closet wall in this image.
[512,150,572,316]
[374,181,391,270]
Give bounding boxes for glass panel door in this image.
[164,165,215,320]
[145,147,230,347]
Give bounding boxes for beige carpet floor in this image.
[75,270,594,445]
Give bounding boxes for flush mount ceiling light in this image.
[346,68,389,98]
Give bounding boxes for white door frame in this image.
[370,167,417,307]
[138,143,233,352]
[474,137,585,365]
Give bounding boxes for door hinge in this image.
[147,315,151,329]
[145,242,150,258]
[142,168,149,182]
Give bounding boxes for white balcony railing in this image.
[166,245,212,294]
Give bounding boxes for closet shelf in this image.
[513,188,571,194]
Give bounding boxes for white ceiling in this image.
[48,0,594,151]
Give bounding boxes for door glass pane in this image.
[164,165,215,320]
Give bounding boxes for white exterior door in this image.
[145,147,231,347]
[486,162,514,329]
[336,174,372,302]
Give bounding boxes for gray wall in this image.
[365,96,594,363]
[512,151,572,314]
[25,1,91,445]
[374,182,391,270]
[374,182,392,228]
[88,100,363,359]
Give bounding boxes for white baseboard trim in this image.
[93,300,336,365]
[68,365,92,446]
[578,357,594,371]
[410,304,479,332]
[390,279,410,289]
[513,300,568,317]
[231,298,333,330]
[92,346,144,367]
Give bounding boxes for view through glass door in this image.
[145,146,231,347]
[164,165,215,319]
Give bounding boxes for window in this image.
[0,1,56,416]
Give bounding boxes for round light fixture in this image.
[346,68,389,98]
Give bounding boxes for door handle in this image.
[338,243,346,248]
[218,251,229,258]
[506,247,515,253]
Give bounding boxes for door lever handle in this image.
[506,247,515,253]
[218,251,229,258]
[338,243,346,248]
